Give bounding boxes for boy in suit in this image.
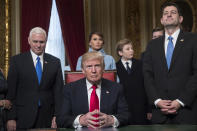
[116,39,150,124]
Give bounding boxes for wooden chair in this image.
[65,70,117,83]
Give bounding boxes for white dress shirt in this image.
[121,59,132,70]
[73,79,119,128]
[30,50,44,69]
[154,29,184,107]
[164,29,180,55]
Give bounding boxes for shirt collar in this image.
[86,79,101,91]
[30,50,44,62]
[165,28,180,41]
[121,58,132,65]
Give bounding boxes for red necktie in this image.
[90,85,99,126]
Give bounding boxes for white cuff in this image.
[111,115,119,127]
[176,99,185,107]
[154,98,162,107]
[73,115,83,128]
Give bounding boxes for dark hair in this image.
[161,2,182,16]
[88,32,104,43]
[152,27,164,33]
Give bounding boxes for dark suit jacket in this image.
[0,70,7,129]
[56,78,129,128]
[116,58,149,124]
[0,71,7,97]
[6,51,63,128]
[143,30,197,124]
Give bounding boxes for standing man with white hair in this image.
[6,27,64,130]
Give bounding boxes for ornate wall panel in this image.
[0,0,11,77]
[187,0,197,32]
[85,0,126,60]
[125,0,141,58]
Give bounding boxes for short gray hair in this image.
[29,27,47,40]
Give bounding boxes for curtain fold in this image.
[21,0,52,52]
[56,0,86,71]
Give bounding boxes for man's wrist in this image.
[154,98,161,107]
[176,99,185,107]
[73,114,83,128]
[111,115,119,127]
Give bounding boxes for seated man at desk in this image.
[57,51,129,129]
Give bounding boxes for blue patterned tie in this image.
[166,36,174,69]
[36,56,42,84]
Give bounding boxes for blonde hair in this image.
[116,38,133,57]
[81,51,105,69]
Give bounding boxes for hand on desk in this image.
[7,120,16,131]
[51,116,57,128]
[147,113,152,120]
[97,111,114,128]
[157,100,181,115]
[79,110,114,129]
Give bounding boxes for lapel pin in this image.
[44,61,48,64]
[106,91,110,94]
[180,39,184,42]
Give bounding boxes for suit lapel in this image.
[170,31,185,69]
[100,79,110,113]
[77,79,89,113]
[158,36,169,72]
[130,59,136,74]
[117,60,128,74]
[27,52,40,85]
[40,53,49,86]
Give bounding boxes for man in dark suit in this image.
[6,27,64,130]
[143,2,197,124]
[0,69,12,131]
[152,27,164,40]
[57,51,129,129]
[116,39,149,125]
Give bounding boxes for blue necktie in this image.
[36,56,42,84]
[36,56,42,107]
[166,36,174,69]
[126,62,131,74]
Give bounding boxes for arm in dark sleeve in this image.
[0,71,7,94]
[114,85,129,127]
[56,85,76,128]
[53,59,64,116]
[143,43,159,105]
[6,57,18,120]
[179,35,197,107]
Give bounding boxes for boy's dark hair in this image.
[152,27,164,34]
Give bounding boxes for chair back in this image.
[65,70,116,83]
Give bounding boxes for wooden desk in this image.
[27,125,197,131]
